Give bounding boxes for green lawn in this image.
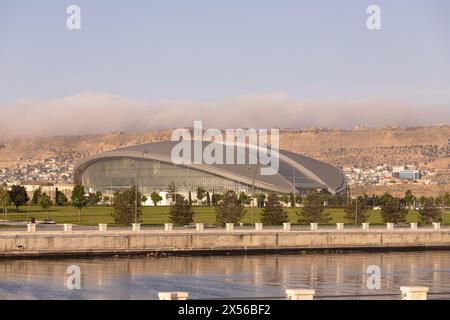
[1,206,449,226]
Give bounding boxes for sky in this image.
[1,0,449,137]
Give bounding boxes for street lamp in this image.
[441,141,450,214]
[248,162,260,225]
[134,148,149,224]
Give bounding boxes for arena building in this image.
[73,141,346,205]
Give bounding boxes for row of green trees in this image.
[166,187,324,226]
[0,184,53,219]
[344,192,443,225]
[1,182,447,226]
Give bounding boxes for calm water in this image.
[1,251,450,300]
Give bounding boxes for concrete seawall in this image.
[2,228,450,258]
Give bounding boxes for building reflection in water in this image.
[0,251,450,299]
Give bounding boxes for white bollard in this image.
[410,223,418,230]
[400,286,429,300]
[432,222,441,230]
[158,292,189,300]
[286,289,315,300]
[386,223,394,230]
[164,223,173,232]
[226,223,234,232]
[310,223,318,231]
[132,223,141,232]
[362,223,370,230]
[98,223,108,232]
[27,223,36,233]
[336,223,344,230]
[283,223,291,231]
[196,223,204,232]
[255,223,263,231]
[63,224,73,232]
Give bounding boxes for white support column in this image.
[432,222,441,230]
[98,223,108,232]
[158,292,189,300]
[410,222,418,230]
[164,223,173,232]
[336,223,344,230]
[27,223,36,233]
[386,223,394,230]
[196,223,204,232]
[286,289,315,300]
[362,223,370,230]
[63,224,73,232]
[255,223,263,231]
[132,223,141,232]
[226,223,234,232]
[283,223,291,231]
[400,286,429,300]
[310,223,318,231]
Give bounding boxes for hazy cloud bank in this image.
[0,92,448,137]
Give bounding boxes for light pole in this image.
[134,148,149,224]
[248,162,260,225]
[355,181,358,226]
[441,140,450,215]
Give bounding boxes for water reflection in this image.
[0,251,449,300]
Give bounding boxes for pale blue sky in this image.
[0,1,449,135]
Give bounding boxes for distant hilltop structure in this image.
[352,124,366,131]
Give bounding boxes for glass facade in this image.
[81,158,266,195]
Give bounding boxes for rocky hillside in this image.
[0,126,449,169]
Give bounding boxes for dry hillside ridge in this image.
[0,126,449,170]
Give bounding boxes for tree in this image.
[419,196,428,207]
[169,194,195,225]
[418,197,442,225]
[404,189,415,209]
[55,191,68,206]
[88,191,102,206]
[261,194,289,225]
[289,193,295,208]
[344,196,369,224]
[280,194,289,204]
[206,192,211,206]
[297,192,330,224]
[112,186,142,225]
[38,192,52,219]
[372,194,380,207]
[196,186,206,205]
[71,185,88,223]
[443,192,450,207]
[166,182,177,203]
[256,193,266,208]
[238,192,250,205]
[380,197,408,224]
[141,195,148,204]
[0,183,10,219]
[333,194,345,206]
[379,192,394,206]
[31,187,42,205]
[10,185,29,209]
[150,191,162,206]
[188,191,193,205]
[212,193,223,205]
[215,190,246,224]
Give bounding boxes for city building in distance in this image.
[73,141,346,204]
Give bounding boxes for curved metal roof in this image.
[73,140,346,194]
